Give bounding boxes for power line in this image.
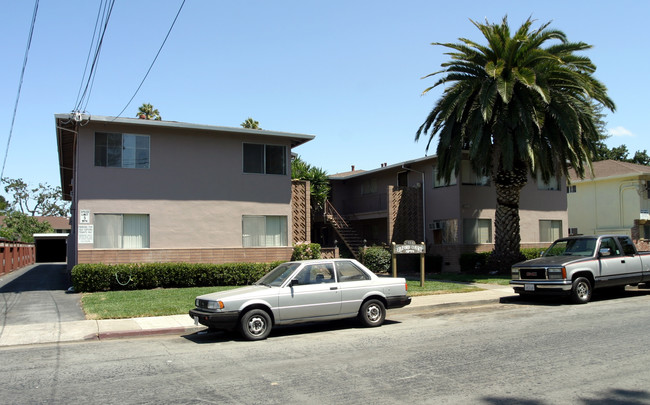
[2,0,40,180]
[114,0,186,119]
[74,0,116,113]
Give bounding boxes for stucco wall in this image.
[74,121,294,250]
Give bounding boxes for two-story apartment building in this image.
[56,114,314,269]
[567,160,650,248]
[327,156,567,271]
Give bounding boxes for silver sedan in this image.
[189,259,411,340]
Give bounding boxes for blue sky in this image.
[1,0,648,194]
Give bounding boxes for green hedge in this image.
[459,248,547,272]
[359,246,391,274]
[71,261,283,292]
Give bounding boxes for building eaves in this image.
[568,160,650,182]
[329,155,436,180]
[54,113,316,147]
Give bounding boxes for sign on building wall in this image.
[78,225,93,244]
[80,210,90,224]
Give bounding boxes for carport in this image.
[33,233,68,263]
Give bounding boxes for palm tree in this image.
[415,16,615,272]
[137,103,162,120]
[241,117,261,129]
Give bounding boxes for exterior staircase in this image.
[324,201,364,260]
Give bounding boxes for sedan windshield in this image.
[543,238,597,257]
[255,263,301,287]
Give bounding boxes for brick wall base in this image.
[78,247,294,265]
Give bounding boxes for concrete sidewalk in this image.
[0,284,517,347]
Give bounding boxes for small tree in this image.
[291,156,330,211]
[2,177,69,217]
[0,211,53,242]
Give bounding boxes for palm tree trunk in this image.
[489,166,528,273]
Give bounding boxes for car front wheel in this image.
[570,277,592,304]
[239,309,272,340]
[358,299,386,327]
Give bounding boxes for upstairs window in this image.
[243,143,286,175]
[537,173,560,191]
[461,161,490,186]
[432,165,457,188]
[95,132,150,169]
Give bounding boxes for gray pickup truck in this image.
[511,235,650,303]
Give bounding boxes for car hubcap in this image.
[248,316,266,335]
[366,304,380,322]
[577,282,588,299]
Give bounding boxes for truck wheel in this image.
[239,309,272,341]
[358,299,386,327]
[570,277,592,304]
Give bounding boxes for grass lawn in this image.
[80,273,510,319]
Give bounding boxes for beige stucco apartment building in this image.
[56,114,314,269]
[327,156,567,271]
[567,160,650,246]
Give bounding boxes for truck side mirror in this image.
[599,247,611,257]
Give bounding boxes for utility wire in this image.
[73,1,105,110]
[2,0,40,180]
[114,0,186,119]
[74,0,115,113]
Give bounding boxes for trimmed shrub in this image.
[459,252,492,272]
[426,254,443,273]
[521,248,547,260]
[291,242,321,260]
[71,261,283,292]
[360,246,391,274]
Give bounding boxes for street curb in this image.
[96,326,206,340]
[391,297,507,314]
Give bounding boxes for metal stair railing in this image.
[325,201,363,259]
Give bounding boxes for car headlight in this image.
[207,301,224,310]
[547,267,566,279]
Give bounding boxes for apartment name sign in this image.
[393,240,425,254]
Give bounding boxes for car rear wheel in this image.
[358,299,386,327]
[570,277,592,304]
[239,309,272,341]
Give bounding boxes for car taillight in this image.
[405,282,408,291]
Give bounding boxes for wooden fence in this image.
[0,241,36,275]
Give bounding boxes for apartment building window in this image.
[567,185,577,193]
[463,218,492,244]
[539,220,562,242]
[95,132,150,168]
[94,214,150,248]
[243,143,286,175]
[432,165,457,188]
[242,215,288,247]
[361,178,377,194]
[537,173,560,190]
[461,161,490,185]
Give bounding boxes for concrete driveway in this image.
[0,264,85,328]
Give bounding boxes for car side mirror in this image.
[599,247,611,257]
[289,279,300,287]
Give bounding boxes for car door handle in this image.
[621,260,626,263]
[330,287,338,290]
